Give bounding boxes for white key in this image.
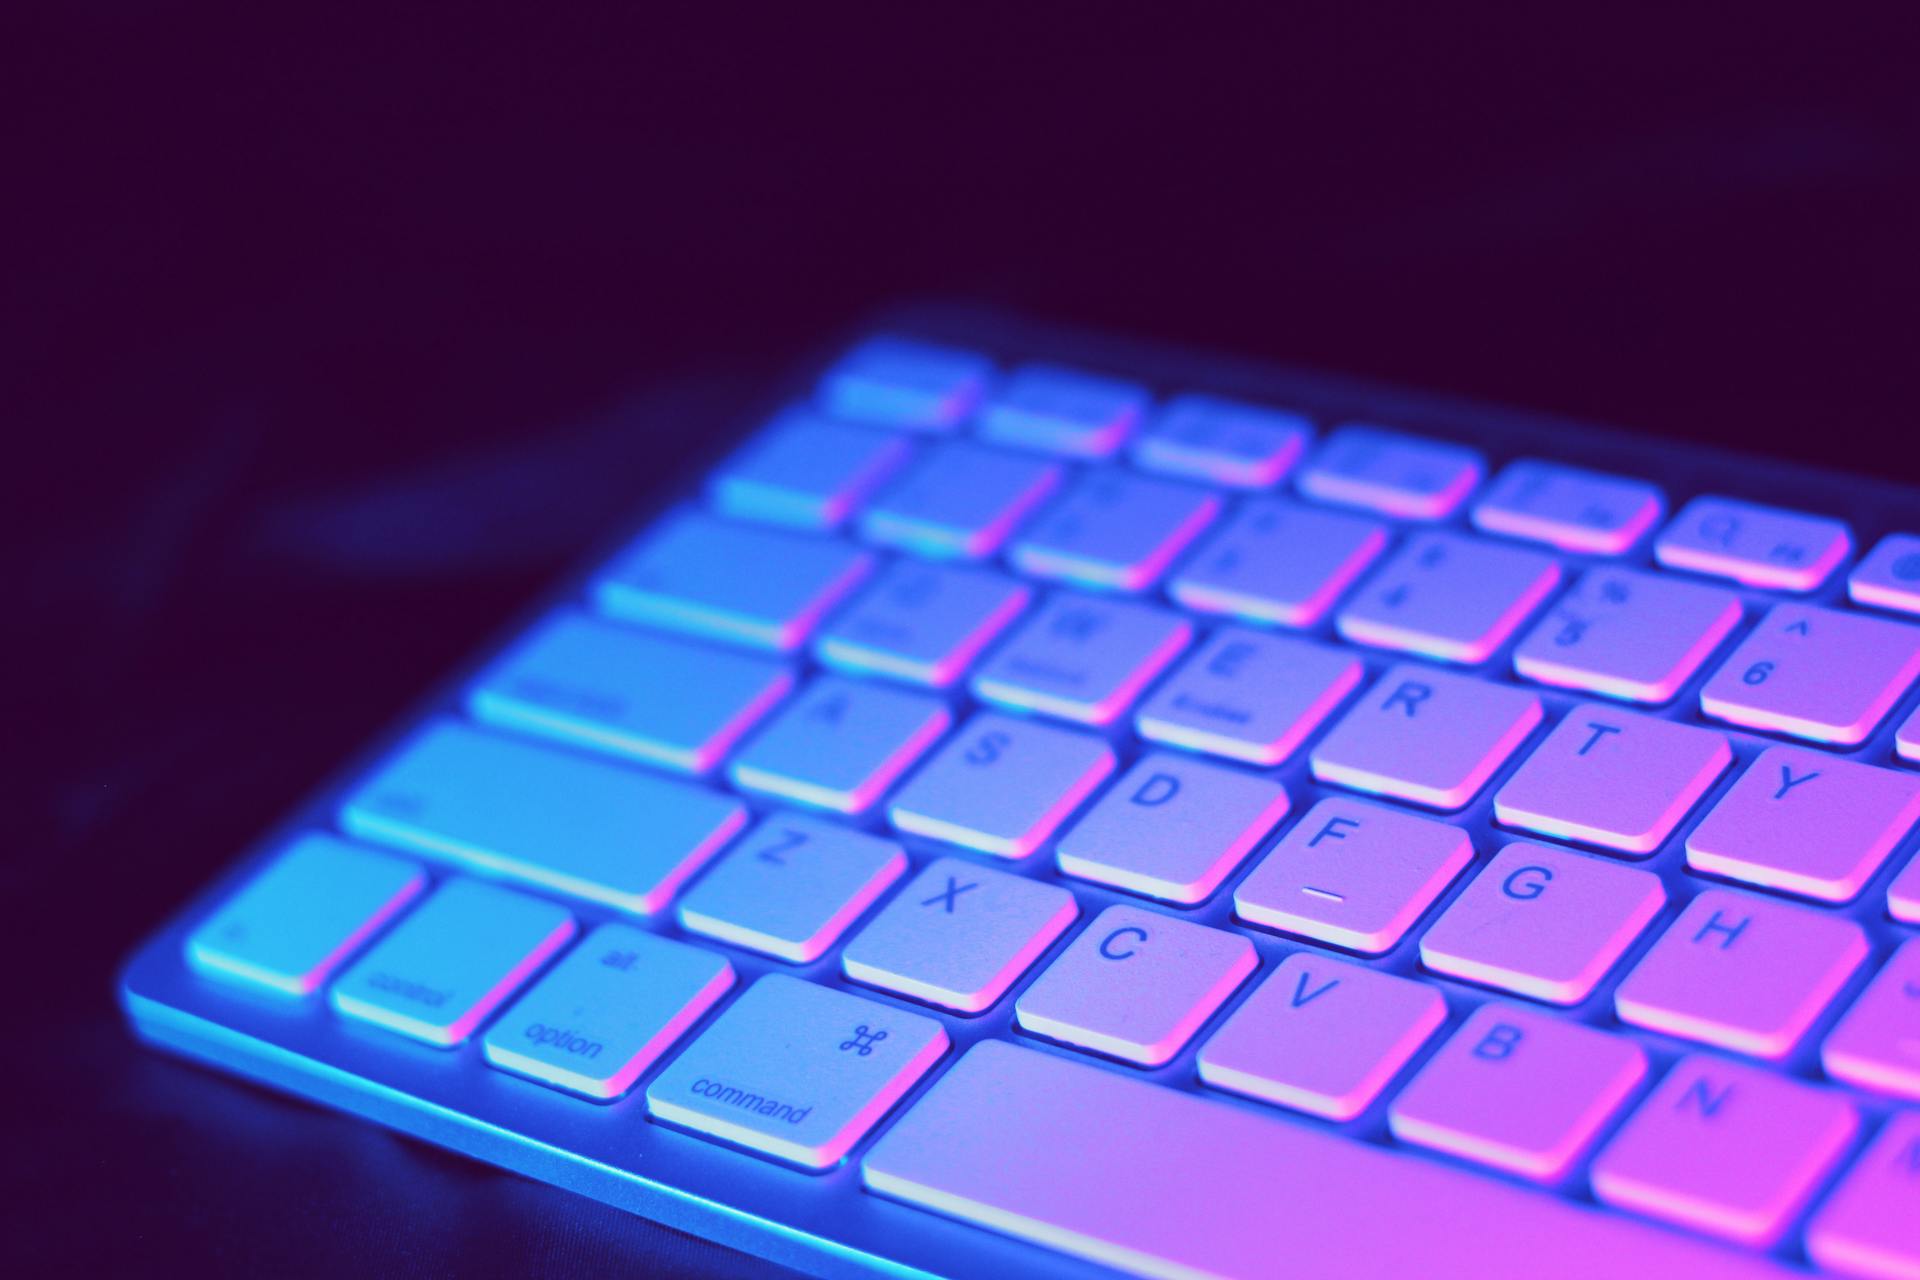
[330,878,576,1048]
[1133,627,1363,766]
[185,835,427,997]
[726,675,951,815]
[1850,533,1920,615]
[1421,842,1665,1004]
[1892,850,1920,924]
[1614,888,1870,1058]
[342,721,748,914]
[969,594,1191,726]
[813,561,1031,688]
[1655,495,1852,592]
[1233,796,1473,953]
[1014,905,1256,1066]
[1492,705,1732,854]
[1310,664,1544,810]
[481,924,733,1100]
[841,857,1078,1013]
[1804,1110,1920,1279]
[1389,1003,1649,1182]
[1295,425,1484,519]
[1699,603,1920,745]
[1822,939,1920,1099]
[858,440,1063,560]
[1903,704,1920,767]
[864,1040,1792,1280]
[1686,746,1920,902]
[977,363,1148,458]
[1511,567,1743,703]
[645,974,948,1170]
[675,814,907,962]
[709,410,914,530]
[1129,392,1312,488]
[1167,497,1387,628]
[596,510,874,652]
[887,712,1117,858]
[1198,953,1445,1120]
[469,610,794,776]
[1335,530,1561,664]
[816,335,993,432]
[1470,459,1665,555]
[1590,1055,1858,1246]
[1008,470,1220,591]
[1054,753,1290,905]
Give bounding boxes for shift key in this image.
[646,974,948,1170]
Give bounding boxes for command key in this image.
[646,974,947,1170]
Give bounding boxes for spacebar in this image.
[861,1041,1793,1280]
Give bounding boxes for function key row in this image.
[804,334,1917,609]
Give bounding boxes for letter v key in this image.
[1292,970,1340,1007]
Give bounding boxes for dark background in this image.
[8,8,1919,1276]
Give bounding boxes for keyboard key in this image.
[1335,530,1562,664]
[1133,627,1363,766]
[1892,851,1920,924]
[469,611,794,776]
[1129,392,1312,488]
[816,335,993,432]
[1054,753,1290,904]
[675,814,907,962]
[726,675,951,815]
[1655,495,1853,592]
[1614,888,1869,1057]
[1421,842,1665,1004]
[1167,497,1388,628]
[481,924,733,1100]
[645,974,947,1170]
[814,561,1030,688]
[1008,470,1220,591]
[1700,604,1920,746]
[1198,953,1444,1119]
[185,835,427,997]
[1296,425,1484,519]
[977,363,1148,458]
[1903,705,1920,767]
[1233,796,1473,953]
[596,511,874,652]
[710,410,914,530]
[330,878,576,1048]
[841,857,1078,1013]
[1590,1055,1857,1246]
[1511,567,1742,704]
[1389,1003,1648,1182]
[1310,664,1544,810]
[887,712,1117,858]
[342,721,748,914]
[857,441,1062,560]
[969,594,1191,726]
[1805,1110,1920,1278]
[1850,533,1920,616]
[1493,705,1732,854]
[1470,459,1665,555]
[1686,746,1920,902]
[1821,940,1920,1099]
[1014,905,1255,1066]
[864,1040,1780,1280]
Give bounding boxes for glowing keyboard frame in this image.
[119,299,1920,1279]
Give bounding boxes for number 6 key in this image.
[1698,604,1920,745]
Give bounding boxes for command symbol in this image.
[839,1025,888,1056]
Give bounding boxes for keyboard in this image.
[120,301,1920,1280]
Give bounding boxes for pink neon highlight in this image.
[289,871,429,996]
[437,917,578,1047]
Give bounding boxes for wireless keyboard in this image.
[120,302,1920,1279]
